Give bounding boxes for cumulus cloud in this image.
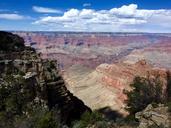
[0,13,25,20]
[33,6,62,13]
[33,4,171,32]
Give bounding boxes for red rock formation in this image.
[64,60,169,115]
[123,38,171,69]
[13,32,171,69]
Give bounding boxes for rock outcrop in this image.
[135,104,171,128]
[0,31,90,124]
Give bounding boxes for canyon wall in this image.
[0,31,90,124]
[14,32,171,69]
[13,32,171,115]
[64,60,168,115]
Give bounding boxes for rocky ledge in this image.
[135,104,171,128]
[0,31,90,125]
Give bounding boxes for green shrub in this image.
[72,111,104,128]
[125,76,163,114]
[92,121,109,128]
[166,102,171,112]
[0,73,62,128]
[12,106,62,128]
[166,71,171,101]
[36,112,60,128]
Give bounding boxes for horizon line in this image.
[7,30,171,34]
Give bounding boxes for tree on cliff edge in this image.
[124,76,163,115]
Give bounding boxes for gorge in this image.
[13,31,171,114]
[0,31,171,127]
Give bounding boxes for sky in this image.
[0,0,171,32]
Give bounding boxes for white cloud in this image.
[110,4,138,17]
[33,6,62,13]
[33,4,171,32]
[83,3,91,7]
[0,13,25,20]
[64,9,79,17]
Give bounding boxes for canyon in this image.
[14,32,171,115]
[14,32,171,69]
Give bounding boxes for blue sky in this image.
[0,0,171,32]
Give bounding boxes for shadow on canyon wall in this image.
[98,107,123,121]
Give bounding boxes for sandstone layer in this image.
[64,60,168,115]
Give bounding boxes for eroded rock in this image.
[135,104,170,128]
[64,60,169,116]
[0,31,90,125]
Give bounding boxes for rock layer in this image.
[123,39,171,69]
[64,60,168,115]
[14,32,171,69]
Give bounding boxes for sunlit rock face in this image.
[13,32,171,70]
[64,60,168,115]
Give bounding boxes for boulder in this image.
[135,104,170,128]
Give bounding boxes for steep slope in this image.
[0,31,90,125]
[64,60,168,115]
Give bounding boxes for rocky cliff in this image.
[64,60,169,116]
[0,31,90,125]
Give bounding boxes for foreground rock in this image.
[135,104,171,128]
[0,31,90,125]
